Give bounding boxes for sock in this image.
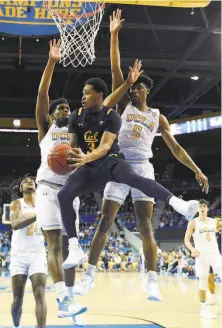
[147,271,157,284]
[55,281,68,303]
[200,302,207,310]
[66,286,74,298]
[169,196,187,216]
[69,237,79,247]
[86,264,96,279]
[112,162,172,201]
[13,326,20,328]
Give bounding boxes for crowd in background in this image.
[0,231,10,271]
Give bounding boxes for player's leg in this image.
[36,185,87,318]
[62,234,76,297]
[74,197,121,296]
[207,267,216,305]
[196,259,215,319]
[111,160,198,221]
[11,274,27,328]
[134,201,161,301]
[58,167,102,269]
[30,273,47,328]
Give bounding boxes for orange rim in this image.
[44,1,105,20]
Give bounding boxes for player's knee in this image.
[137,216,153,234]
[49,241,62,255]
[199,276,208,290]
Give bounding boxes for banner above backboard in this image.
[0,0,62,36]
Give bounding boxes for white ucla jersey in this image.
[36,123,70,185]
[11,198,44,252]
[193,217,220,255]
[118,103,160,160]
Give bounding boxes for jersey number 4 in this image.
[27,223,38,236]
[132,125,142,140]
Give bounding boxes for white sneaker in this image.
[200,305,216,319]
[57,297,87,318]
[73,274,94,296]
[147,282,162,302]
[69,314,85,326]
[169,197,199,221]
[63,244,87,270]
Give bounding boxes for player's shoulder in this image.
[103,106,121,118]
[10,199,22,209]
[149,107,160,115]
[188,219,196,230]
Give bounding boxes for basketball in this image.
[47,143,73,175]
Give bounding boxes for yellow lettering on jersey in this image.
[52,132,69,141]
[26,223,38,236]
[132,125,142,140]
[147,121,154,132]
[84,131,99,152]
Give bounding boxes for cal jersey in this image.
[36,123,70,185]
[192,217,220,256]
[118,103,160,160]
[11,198,44,253]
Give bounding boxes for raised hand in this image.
[195,170,209,194]
[127,59,143,85]
[49,39,61,62]
[110,9,125,34]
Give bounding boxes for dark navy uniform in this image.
[68,106,125,184]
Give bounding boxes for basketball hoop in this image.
[44,1,105,67]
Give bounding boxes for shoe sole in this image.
[63,256,88,270]
[147,296,162,302]
[57,306,87,318]
[186,202,199,221]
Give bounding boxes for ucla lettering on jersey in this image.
[36,123,71,185]
[11,198,44,253]
[193,218,220,255]
[118,103,160,160]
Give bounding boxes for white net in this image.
[44,1,105,67]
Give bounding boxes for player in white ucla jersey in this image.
[10,177,47,328]
[35,39,87,321]
[185,200,222,319]
[74,10,208,301]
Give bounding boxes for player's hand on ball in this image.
[127,59,144,85]
[195,170,209,194]
[110,9,125,34]
[49,39,61,62]
[67,148,87,169]
[192,249,200,258]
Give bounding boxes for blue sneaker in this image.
[57,297,87,318]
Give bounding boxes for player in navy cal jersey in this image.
[57,58,207,271]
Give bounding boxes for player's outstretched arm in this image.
[159,114,209,194]
[10,200,36,230]
[104,59,143,109]
[110,10,130,113]
[110,9,124,91]
[36,39,61,143]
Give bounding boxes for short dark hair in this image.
[199,199,209,207]
[135,74,153,90]
[49,98,68,114]
[85,78,108,99]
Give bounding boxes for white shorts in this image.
[36,184,80,235]
[104,160,155,205]
[195,253,222,279]
[10,249,47,277]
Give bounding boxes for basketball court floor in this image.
[0,272,221,328]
